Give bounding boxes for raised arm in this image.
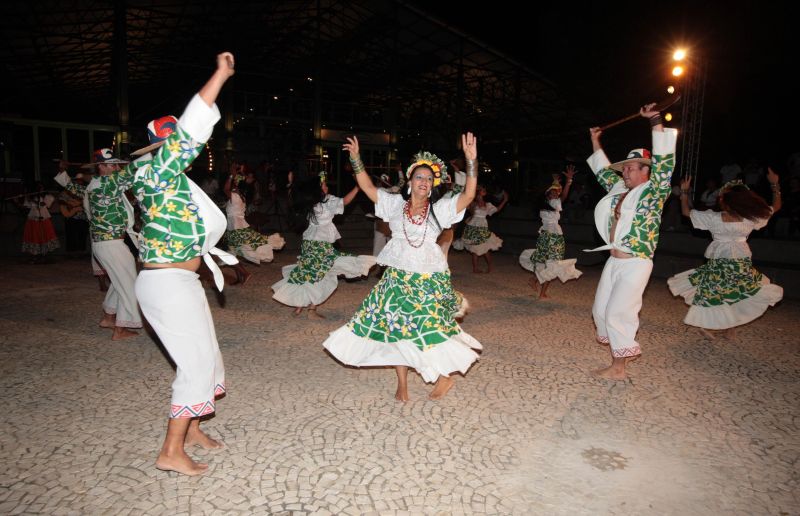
[678,175,692,218]
[343,136,378,203]
[342,185,360,206]
[199,52,235,108]
[456,132,478,213]
[560,164,576,201]
[767,167,782,214]
[587,127,620,191]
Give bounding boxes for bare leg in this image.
[99,312,116,328]
[234,263,251,286]
[471,253,480,273]
[185,418,224,450]
[723,327,737,341]
[395,366,409,402]
[539,281,551,299]
[592,356,629,380]
[528,276,540,294]
[429,375,455,400]
[484,252,493,273]
[307,305,325,319]
[292,306,303,317]
[97,275,109,292]
[112,326,139,340]
[699,328,716,341]
[155,418,208,476]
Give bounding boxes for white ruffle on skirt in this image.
[240,233,286,264]
[518,249,582,283]
[322,326,482,383]
[667,270,783,329]
[452,233,502,256]
[271,254,375,307]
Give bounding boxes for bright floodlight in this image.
[673,49,687,61]
[667,85,675,94]
[672,66,684,77]
[665,113,673,122]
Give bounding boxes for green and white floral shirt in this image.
[55,165,142,242]
[586,129,678,259]
[130,94,224,264]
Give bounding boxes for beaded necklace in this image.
[402,199,430,248]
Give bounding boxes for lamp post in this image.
[670,48,707,187]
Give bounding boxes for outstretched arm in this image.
[679,176,692,218]
[343,136,378,203]
[767,167,782,214]
[342,185,360,206]
[456,132,478,213]
[560,164,576,201]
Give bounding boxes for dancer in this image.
[323,134,481,401]
[586,103,677,380]
[130,52,238,476]
[17,184,59,261]
[224,170,285,282]
[55,150,143,340]
[519,166,582,299]
[272,172,375,318]
[454,184,508,273]
[667,172,783,340]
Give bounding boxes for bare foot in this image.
[429,376,455,400]
[99,313,116,329]
[538,292,550,300]
[699,328,716,341]
[591,366,627,381]
[186,428,224,450]
[528,278,539,293]
[307,309,326,320]
[112,327,139,340]
[155,451,208,476]
[292,307,303,317]
[723,328,737,341]
[395,386,409,402]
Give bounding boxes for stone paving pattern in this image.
[1,251,798,515]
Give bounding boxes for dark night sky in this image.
[420,1,796,174]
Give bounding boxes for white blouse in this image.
[465,203,498,228]
[539,198,562,235]
[302,195,344,243]
[226,193,249,230]
[24,194,55,220]
[375,189,466,273]
[690,209,770,259]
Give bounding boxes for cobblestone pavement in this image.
[1,252,798,515]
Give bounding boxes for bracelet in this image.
[680,190,689,194]
[466,158,478,178]
[349,156,366,175]
[649,114,663,127]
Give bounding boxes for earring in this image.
[427,190,432,198]
[407,185,411,195]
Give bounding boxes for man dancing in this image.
[586,103,677,380]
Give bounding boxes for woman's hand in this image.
[343,136,360,159]
[462,132,477,160]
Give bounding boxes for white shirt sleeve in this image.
[433,194,467,228]
[689,209,718,230]
[375,189,404,221]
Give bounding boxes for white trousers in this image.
[92,239,142,328]
[135,268,226,418]
[592,256,653,358]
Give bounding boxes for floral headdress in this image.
[406,151,446,187]
[720,179,748,194]
[319,170,327,185]
[545,178,563,193]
